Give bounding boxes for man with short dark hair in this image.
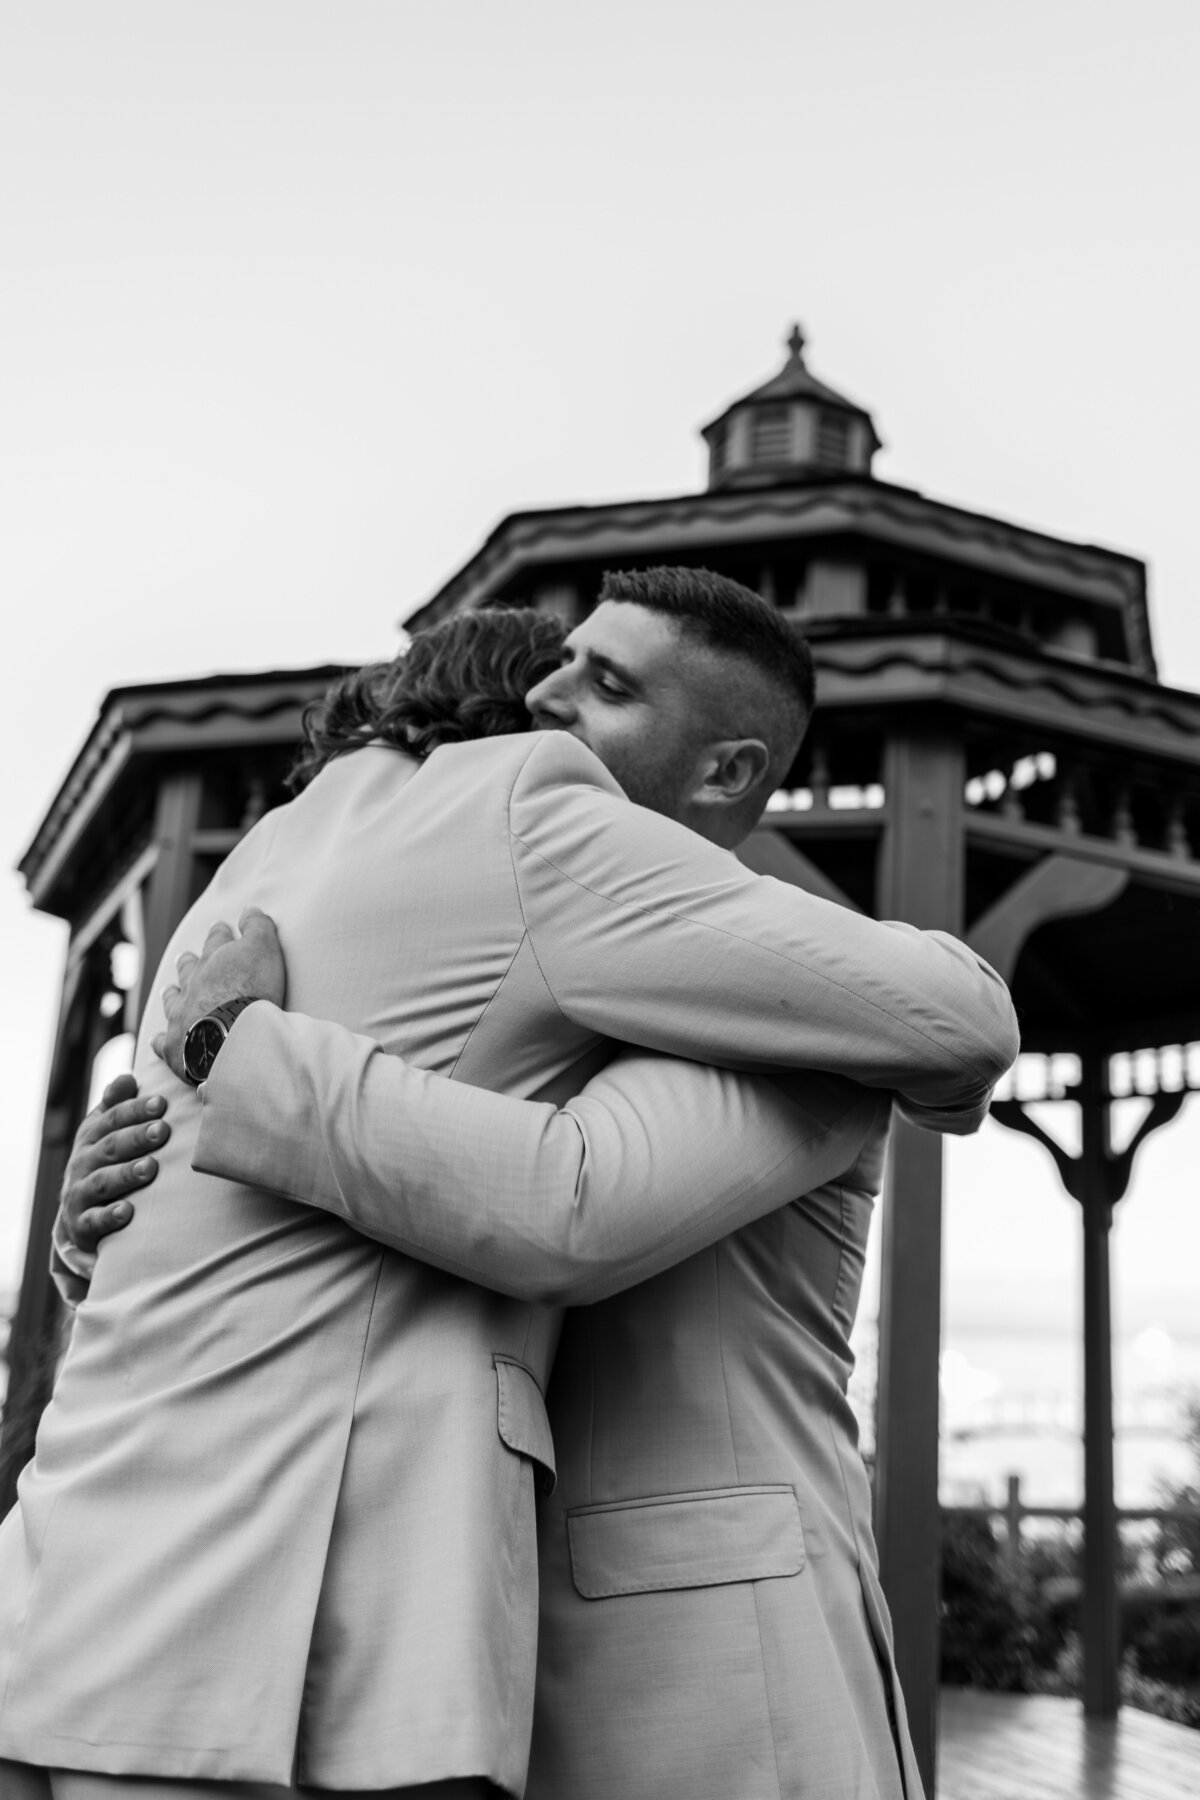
[12,569,1017,1800]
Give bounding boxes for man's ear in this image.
[695,738,771,808]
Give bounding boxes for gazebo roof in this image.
[19,665,347,916]
[700,323,878,434]
[407,474,1153,674]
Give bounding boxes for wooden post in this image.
[991,1061,1188,1727]
[1078,1051,1121,1717]
[140,772,205,1017]
[2,770,205,1511]
[1004,1474,1023,1583]
[0,947,110,1513]
[875,1116,945,1784]
[874,728,965,1797]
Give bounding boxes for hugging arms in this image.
[57,904,1014,1306]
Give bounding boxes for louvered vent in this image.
[814,410,850,469]
[751,407,791,463]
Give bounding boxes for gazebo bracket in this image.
[989,1087,1186,1207]
[967,854,1129,989]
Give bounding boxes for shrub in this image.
[1153,1484,1200,1578]
[1122,1661,1200,1728]
[1127,1604,1200,1687]
[938,1512,1034,1691]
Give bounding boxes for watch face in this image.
[184,1017,225,1084]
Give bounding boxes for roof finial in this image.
[786,322,806,362]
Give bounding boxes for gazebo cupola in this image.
[700,323,882,490]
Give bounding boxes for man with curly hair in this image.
[0,569,1017,1800]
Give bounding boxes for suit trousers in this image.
[0,1766,495,1800]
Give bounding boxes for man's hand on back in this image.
[152,907,286,1083]
[53,1073,170,1303]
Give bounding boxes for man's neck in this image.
[670,801,751,854]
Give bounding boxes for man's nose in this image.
[525,667,573,723]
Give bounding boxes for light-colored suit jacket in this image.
[199,1037,915,1800]
[0,731,1016,1793]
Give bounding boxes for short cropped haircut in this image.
[598,567,815,723]
[290,607,566,791]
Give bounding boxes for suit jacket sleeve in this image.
[509,733,1018,1129]
[195,1005,889,1305]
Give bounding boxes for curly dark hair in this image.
[288,607,566,792]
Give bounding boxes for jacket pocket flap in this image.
[567,1485,804,1599]
[495,1356,556,1493]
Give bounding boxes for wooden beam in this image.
[66,841,159,969]
[873,728,965,1797]
[766,813,888,840]
[988,1100,1080,1197]
[1087,1010,1200,1056]
[1077,1053,1119,1719]
[967,810,1200,900]
[23,731,135,911]
[876,1115,945,1787]
[967,856,1128,987]
[0,949,110,1513]
[140,772,205,1029]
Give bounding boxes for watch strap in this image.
[206,996,258,1035]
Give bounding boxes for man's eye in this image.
[595,676,627,699]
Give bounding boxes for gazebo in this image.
[407,326,1200,1783]
[6,329,1200,1794]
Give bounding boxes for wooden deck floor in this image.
[937,1689,1200,1800]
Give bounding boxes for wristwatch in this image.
[182,997,258,1087]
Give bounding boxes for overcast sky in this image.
[3,2,1199,1439]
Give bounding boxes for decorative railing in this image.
[761,732,1200,873]
[964,744,1198,862]
[992,1049,1200,1106]
[944,1475,1200,1588]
